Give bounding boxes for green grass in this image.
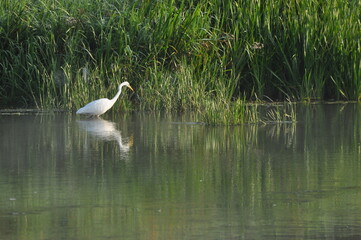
[0,0,360,124]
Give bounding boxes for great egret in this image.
[76,81,134,117]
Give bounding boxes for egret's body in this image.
[76,81,133,117]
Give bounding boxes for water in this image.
[1,104,361,240]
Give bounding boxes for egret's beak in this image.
[128,85,134,92]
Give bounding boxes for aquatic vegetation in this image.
[264,102,297,123]
[200,100,297,125]
[199,99,260,125]
[0,0,359,124]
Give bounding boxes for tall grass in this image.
[0,0,359,123]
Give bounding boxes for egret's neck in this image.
[111,86,122,103]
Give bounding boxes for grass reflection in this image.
[1,105,361,239]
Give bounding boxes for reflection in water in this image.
[1,105,361,239]
[77,118,133,152]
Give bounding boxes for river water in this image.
[1,104,361,240]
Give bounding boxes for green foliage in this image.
[264,101,297,123]
[0,0,359,123]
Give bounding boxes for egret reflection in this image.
[77,118,133,152]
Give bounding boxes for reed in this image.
[264,101,297,123]
[0,0,359,124]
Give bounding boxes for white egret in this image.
[76,81,134,117]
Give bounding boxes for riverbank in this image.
[1,0,359,123]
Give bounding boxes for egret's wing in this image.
[76,98,111,115]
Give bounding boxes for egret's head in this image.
[120,81,134,92]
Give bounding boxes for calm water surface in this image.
[1,104,361,240]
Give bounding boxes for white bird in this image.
[76,81,134,117]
